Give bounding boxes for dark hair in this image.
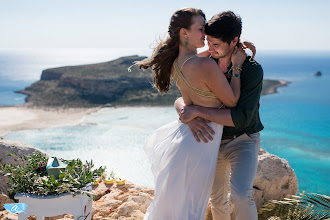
[136,8,205,94]
[205,11,242,45]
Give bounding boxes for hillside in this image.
[18,55,287,108]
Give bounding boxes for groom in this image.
[175,11,263,220]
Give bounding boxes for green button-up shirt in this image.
[213,56,264,136]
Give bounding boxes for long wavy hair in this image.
[136,8,205,94]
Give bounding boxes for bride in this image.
[137,8,246,220]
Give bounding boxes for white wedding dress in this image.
[143,54,224,220]
[144,120,223,220]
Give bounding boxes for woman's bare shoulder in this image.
[187,57,219,76]
[189,57,218,69]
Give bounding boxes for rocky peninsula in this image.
[0,55,293,219]
[17,55,289,108]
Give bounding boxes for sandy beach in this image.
[261,80,290,96]
[0,105,100,137]
[0,80,289,138]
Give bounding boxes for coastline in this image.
[0,79,302,219]
[0,105,100,137]
[0,79,288,138]
[261,79,290,96]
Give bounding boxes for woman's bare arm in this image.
[198,48,245,108]
[197,59,239,107]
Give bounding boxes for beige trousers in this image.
[210,133,260,220]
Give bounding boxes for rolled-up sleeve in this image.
[231,64,263,129]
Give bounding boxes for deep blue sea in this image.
[1,49,330,195]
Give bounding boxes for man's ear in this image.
[231,36,239,47]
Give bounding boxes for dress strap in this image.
[173,54,218,99]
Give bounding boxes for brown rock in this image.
[92,180,153,220]
[0,210,18,220]
[0,144,297,219]
[0,139,49,166]
[204,148,298,218]
[0,193,14,216]
[253,148,298,209]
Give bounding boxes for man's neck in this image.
[218,56,232,73]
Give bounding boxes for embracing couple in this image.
[137,7,263,220]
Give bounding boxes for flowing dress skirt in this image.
[144,120,223,220]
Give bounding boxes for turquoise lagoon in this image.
[1,49,330,194]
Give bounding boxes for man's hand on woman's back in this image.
[186,118,215,143]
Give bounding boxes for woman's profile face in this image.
[185,15,206,49]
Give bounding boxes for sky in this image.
[1,0,330,51]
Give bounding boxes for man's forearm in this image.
[195,106,235,127]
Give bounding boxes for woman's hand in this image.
[231,46,247,67]
[240,39,256,58]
